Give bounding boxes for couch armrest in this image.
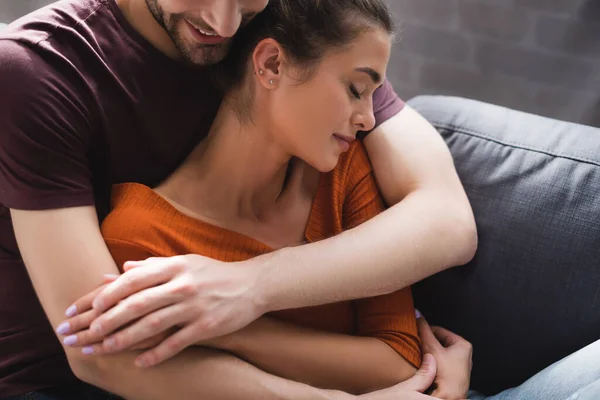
[408,95,600,394]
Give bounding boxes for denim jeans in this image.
[469,339,600,400]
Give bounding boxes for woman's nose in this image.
[353,106,376,132]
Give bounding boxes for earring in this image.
[269,79,275,85]
[259,69,264,75]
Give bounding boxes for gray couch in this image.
[410,96,600,395]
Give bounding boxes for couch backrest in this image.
[409,95,600,394]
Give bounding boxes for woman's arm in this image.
[57,105,477,367]
[206,316,416,395]
[10,207,354,400]
[198,143,420,395]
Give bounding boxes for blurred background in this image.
[2,0,599,127]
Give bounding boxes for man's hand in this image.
[57,254,267,367]
[417,313,473,400]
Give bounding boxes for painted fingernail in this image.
[65,305,77,317]
[415,309,422,319]
[56,322,70,335]
[104,338,116,351]
[63,335,78,346]
[82,346,94,355]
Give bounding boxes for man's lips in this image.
[184,19,227,44]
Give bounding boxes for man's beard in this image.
[144,0,231,67]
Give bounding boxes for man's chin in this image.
[183,45,230,67]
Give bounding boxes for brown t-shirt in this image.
[0,0,405,396]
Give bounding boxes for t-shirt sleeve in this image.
[0,40,95,210]
[342,142,385,230]
[362,77,405,138]
[341,143,422,369]
[355,290,422,369]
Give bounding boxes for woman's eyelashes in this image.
[349,84,361,100]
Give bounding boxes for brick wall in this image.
[2,0,599,127]
[0,0,53,22]
[385,0,600,127]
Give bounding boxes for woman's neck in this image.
[158,100,293,222]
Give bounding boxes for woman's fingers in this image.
[57,281,112,342]
[56,308,100,339]
[63,282,109,318]
[416,313,442,353]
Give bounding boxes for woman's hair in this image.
[215,0,395,122]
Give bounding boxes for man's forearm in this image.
[209,317,416,395]
[72,347,354,400]
[251,188,475,313]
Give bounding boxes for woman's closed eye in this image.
[349,84,361,100]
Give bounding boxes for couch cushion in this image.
[408,95,600,394]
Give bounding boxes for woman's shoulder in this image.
[329,141,373,189]
[101,183,180,256]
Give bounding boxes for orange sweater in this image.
[101,142,421,368]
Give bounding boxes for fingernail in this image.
[415,309,422,319]
[65,305,77,317]
[63,335,78,346]
[135,357,147,368]
[56,322,70,335]
[104,274,119,280]
[104,338,116,351]
[422,353,434,367]
[82,346,94,355]
[92,299,104,310]
[91,322,102,334]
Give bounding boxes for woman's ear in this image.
[252,39,284,89]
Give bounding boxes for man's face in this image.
[146,0,269,66]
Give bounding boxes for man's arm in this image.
[10,207,353,400]
[257,106,476,307]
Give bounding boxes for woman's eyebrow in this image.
[355,67,382,84]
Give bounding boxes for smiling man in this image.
[0,0,476,398]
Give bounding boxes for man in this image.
[0,0,476,398]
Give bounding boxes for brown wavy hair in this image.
[215,0,395,121]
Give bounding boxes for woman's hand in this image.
[55,254,267,367]
[417,313,473,400]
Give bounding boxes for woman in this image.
[73,0,422,395]
[56,1,600,399]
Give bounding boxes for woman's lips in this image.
[333,134,355,152]
[184,20,227,44]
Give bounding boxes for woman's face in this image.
[268,28,392,172]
